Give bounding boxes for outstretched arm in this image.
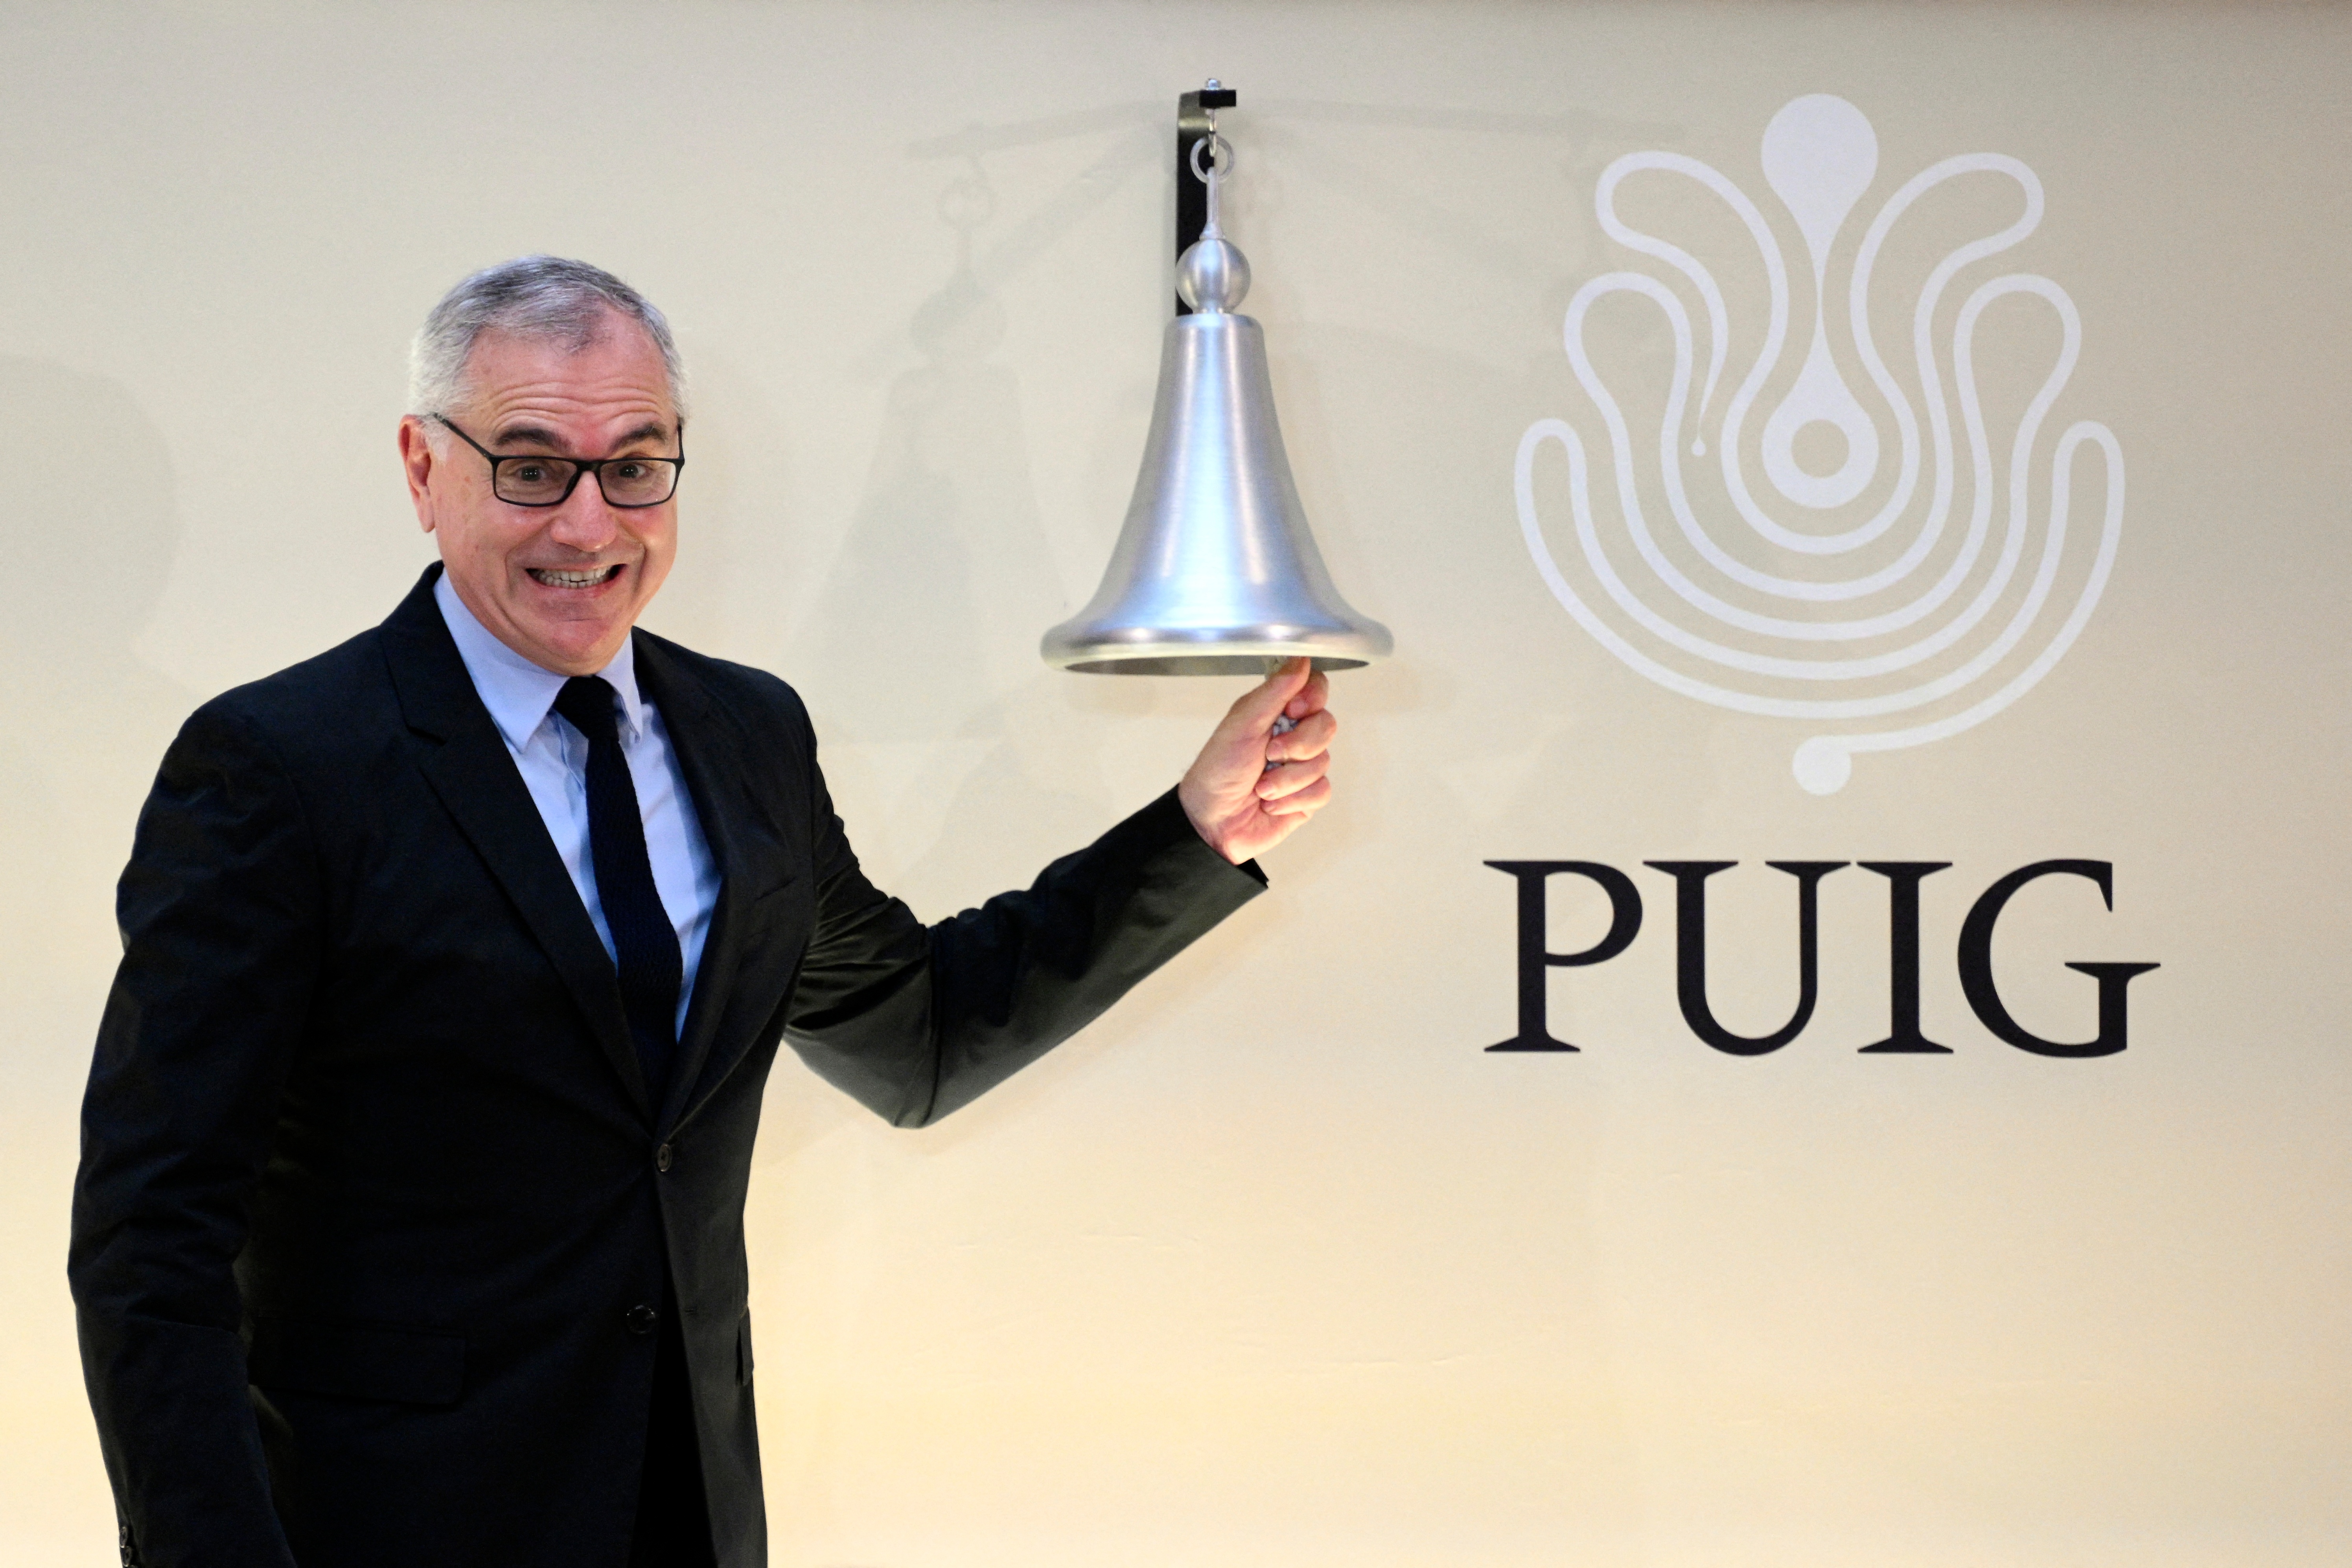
[781,660,1341,1127]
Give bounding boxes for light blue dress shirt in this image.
[435,572,719,1037]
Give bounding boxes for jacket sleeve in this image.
[778,716,1266,1128]
[69,699,321,1568]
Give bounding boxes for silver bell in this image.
[1042,127,1391,675]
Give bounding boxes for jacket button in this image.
[626,1303,660,1336]
[655,1143,674,1173]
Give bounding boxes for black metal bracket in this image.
[1175,81,1237,315]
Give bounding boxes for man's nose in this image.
[545,475,621,551]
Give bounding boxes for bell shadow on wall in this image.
[0,356,193,1094]
[788,133,1168,916]
[789,161,1026,740]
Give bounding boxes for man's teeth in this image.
[528,566,621,588]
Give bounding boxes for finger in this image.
[1284,668,1330,720]
[1263,776,1332,815]
[1256,751,1330,800]
[1267,709,1337,762]
[1229,657,1312,735]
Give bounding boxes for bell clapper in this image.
[1266,711,1297,771]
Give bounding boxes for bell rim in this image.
[1056,652,1373,676]
[1040,620,1392,674]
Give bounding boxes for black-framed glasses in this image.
[431,414,685,508]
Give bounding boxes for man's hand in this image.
[1178,657,1337,865]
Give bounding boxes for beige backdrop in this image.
[4,2,2346,1564]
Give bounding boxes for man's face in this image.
[400,313,680,676]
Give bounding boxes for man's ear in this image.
[397,416,438,534]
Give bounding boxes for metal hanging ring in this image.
[1189,133,1234,184]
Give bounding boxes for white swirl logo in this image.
[1516,94,2123,793]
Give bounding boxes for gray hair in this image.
[407,255,687,421]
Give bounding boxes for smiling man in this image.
[69,256,1337,1568]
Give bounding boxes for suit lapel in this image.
[633,633,762,1128]
[377,567,651,1117]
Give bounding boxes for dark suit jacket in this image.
[69,566,1264,1568]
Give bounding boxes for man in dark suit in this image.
[68,256,1338,1568]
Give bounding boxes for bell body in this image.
[1042,309,1393,674]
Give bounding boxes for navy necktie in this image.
[552,675,683,1105]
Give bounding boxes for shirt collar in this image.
[434,570,648,750]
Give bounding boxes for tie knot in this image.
[552,675,621,745]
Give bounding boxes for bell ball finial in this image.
[1176,237,1249,312]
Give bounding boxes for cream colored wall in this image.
[4,2,2346,1563]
